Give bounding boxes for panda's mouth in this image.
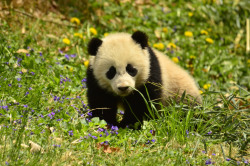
[116,86,132,96]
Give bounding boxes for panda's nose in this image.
[118,86,129,91]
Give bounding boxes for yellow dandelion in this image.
[167,42,177,49]
[153,43,165,50]
[188,12,193,17]
[172,57,179,63]
[84,60,89,67]
[70,17,80,25]
[62,38,70,45]
[199,90,203,94]
[69,67,73,72]
[104,32,109,37]
[203,83,211,90]
[186,64,193,68]
[247,59,250,67]
[205,38,214,44]
[74,33,83,39]
[21,68,27,73]
[184,31,193,37]
[162,27,168,33]
[90,28,97,35]
[189,55,196,59]
[200,30,208,35]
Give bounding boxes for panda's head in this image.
[88,31,151,96]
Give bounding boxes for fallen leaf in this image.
[97,143,120,153]
[16,49,29,54]
[71,139,82,144]
[29,140,44,153]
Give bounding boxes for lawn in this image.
[0,0,249,165]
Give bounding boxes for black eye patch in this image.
[106,66,116,80]
[126,64,137,77]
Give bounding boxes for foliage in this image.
[0,0,249,165]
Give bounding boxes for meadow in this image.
[0,0,249,165]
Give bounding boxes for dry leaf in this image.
[53,137,63,143]
[29,140,44,153]
[154,29,161,39]
[46,34,59,40]
[21,26,26,34]
[16,49,29,54]
[71,139,82,145]
[97,143,120,154]
[21,143,29,149]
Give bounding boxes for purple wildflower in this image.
[226,158,231,161]
[3,106,8,110]
[151,139,156,143]
[39,52,42,56]
[212,153,216,156]
[26,53,30,57]
[111,126,118,131]
[17,78,21,81]
[202,150,206,154]
[68,130,73,136]
[208,131,212,135]
[25,92,29,95]
[119,110,124,115]
[97,128,104,132]
[59,49,63,54]
[23,105,28,108]
[65,54,70,60]
[205,159,212,165]
[92,136,97,139]
[71,54,76,58]
[30,72,35,75]
[8,84,12,87]
[244,160,249,164]
[87,112,92,117]
[48,113,53,119]
[81,78,87,82]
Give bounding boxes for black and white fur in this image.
[86,31,201,129]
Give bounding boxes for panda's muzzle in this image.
[118,86,129,91]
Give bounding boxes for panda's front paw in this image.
[119,121,141,130]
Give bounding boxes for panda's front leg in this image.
[88,94,119,126]
[119,95,147,129]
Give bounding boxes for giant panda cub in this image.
[86,31,201,129]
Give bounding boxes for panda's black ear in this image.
[88,38,103,56]
[131,31,148,49]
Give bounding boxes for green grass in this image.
[0,0,249,165]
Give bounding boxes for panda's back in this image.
[153,49,202,104]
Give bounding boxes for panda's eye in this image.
[126,64,137,77]
[106,66,116,80]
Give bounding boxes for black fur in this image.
[88,38,103,55]
[131,31,148,49]
[86,67,119,126]
[86,43,162,129]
